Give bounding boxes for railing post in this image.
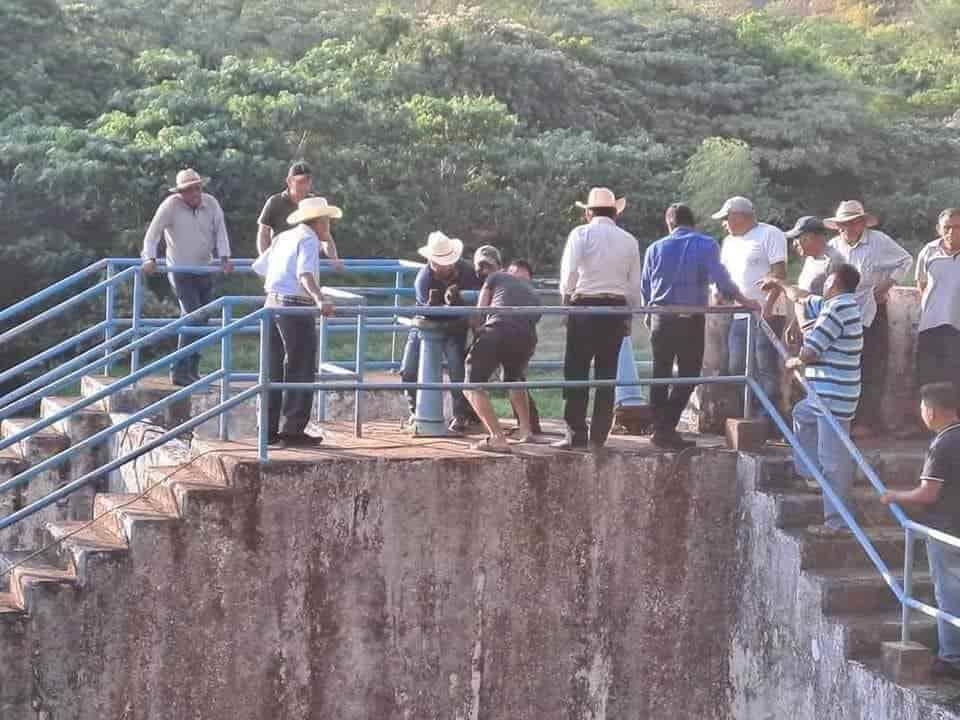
[131,268,143,373]
[258,310,271,462]
[412,319,448,436]
[219,301,233,442]
[354,303,367,438]
[315,315,328,423]
[103,261,116,377]
[743,312,755,420]
[391,270,402,368]
[901,527,916,643]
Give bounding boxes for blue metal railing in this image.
[0,257,954,650]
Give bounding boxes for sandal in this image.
[471,437,512,453]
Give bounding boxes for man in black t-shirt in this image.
[882,382,960,678]
[257,162,342,266]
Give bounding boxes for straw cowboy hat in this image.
[824,200,878,230]
[286,197,343,225]
[575,187,627,215]
[168,168,209,193]
[418,231,464,266]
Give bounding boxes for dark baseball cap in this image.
[785,216,828,240]
[288,161,312,177]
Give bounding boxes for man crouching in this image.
[464,257,542,453]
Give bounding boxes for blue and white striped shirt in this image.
[802,292,863,420]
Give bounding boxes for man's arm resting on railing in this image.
[299,273,335,316]
[881,479,941,508]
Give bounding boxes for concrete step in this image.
[0,591,23,616]
[141,464,228,516]
[855,655,960,697]
[92,493,175,541]
[787,525,924,571]
[837,609,938,659]
[814,569,934,614]
[81,374,194,427]
[0,417,69,465]
[39,395,112,444]
[753,449,922,496]
[772,487,914,529]
[9,555,77,611]
[44,521,127,584]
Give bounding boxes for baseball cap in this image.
[711,196,754,220]
[288,161,312,177]
[785,216,828,240]
[473,245,502,267]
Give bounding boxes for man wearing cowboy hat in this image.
[400,231,482,432]
[142,168,233,386]
[256,161,342,269]
[825,200,912,438]
[261,196,339,446]
[785,216,844,343]
[555,187,642,451]
[713,196,787,421]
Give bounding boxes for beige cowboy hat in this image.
[824,200,878,229]
[575,187,627,215]
[418,231,464,266]
[168,168,209,193]
[286,196,343,225]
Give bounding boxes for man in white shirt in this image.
[714,196,787,419]
[142,169,233,386]
[916,208,960,388]
[785,216,844,341]
[825,200,912,437]
[555,187,642,450]
[261,197,338,447]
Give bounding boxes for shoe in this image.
[279,432,324,447]
[931,658,960,680]
[448,416,469,434]
[170,376,193,387]
[550,435,588,450]
[650,431,696,451]
[267,432,282,446]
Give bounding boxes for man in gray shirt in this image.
[464,258,541,452]
[785,216,843,342]
[916,208,960,387]
[142,168,233,386]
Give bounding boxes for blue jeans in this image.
[168,272,213,382]
[727,316,781,417]
[927,538,960,666]
[792,398,854,529]
[400,328,469,419]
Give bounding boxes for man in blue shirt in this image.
[640,203,758,450]
[400,232,482,432]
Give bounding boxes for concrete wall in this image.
[693,289,923,433]
[0,448,746,719]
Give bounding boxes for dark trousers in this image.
[267,304,318,436]
[168,272,213,382]
[650,315,706,435]
[917,325,960,388]
[858,303,889,430]
[562,297,628,445]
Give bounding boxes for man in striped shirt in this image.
[763,264,864,535]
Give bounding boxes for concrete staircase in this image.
[738,442,960,713]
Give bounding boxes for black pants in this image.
[650,314,705,435]
[562,297,628,445]
[917,325,960,388]
[858,303,888,430]
[267,302,318,436]
[168,272,213,382]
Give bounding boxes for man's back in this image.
[642,228,738,307]
[484,271,541,333]
[560,217,641,304]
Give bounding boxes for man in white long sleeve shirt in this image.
[554,187,642,450]
[142,169,233,385]
[825,200,912,437]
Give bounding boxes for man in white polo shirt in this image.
[916,208,960,388]
[714,196,787,418]
[260,197,338,447]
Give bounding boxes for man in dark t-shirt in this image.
[257,162,341,264]
[882,382,960,678]
[464,258,541,452]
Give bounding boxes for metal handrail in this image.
[0,259,108,325]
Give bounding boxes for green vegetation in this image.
[2,0,959,373]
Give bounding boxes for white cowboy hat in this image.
[824,200,878,229]
[286,197,343,225]
[575,187,627,215]
[418,231,464,266]
[168,168,209,193]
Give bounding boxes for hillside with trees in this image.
[1,0,959,319]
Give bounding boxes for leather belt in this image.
[268,292,314,306]
[571,293,626,302]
